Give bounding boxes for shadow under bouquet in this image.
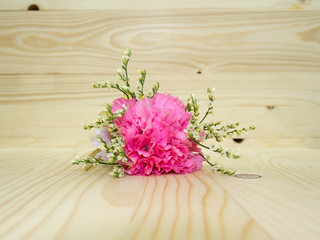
[72,49,255,177]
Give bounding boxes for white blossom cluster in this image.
[73,49,163,177]
[110,165,125,178]
[185,89,256,175]
[92,49,160,101]
[97,128,127,164]
[74,95,129,175]
[71,151,100,169]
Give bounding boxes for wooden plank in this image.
[224,137,320,149]
[0,11,320,74]
[1,73,319,106]
[0,148,143,240]
[124,168,271,240]
[0,73,319,148]
[0,0,319,10]
[0,100,319,147]
[204,148,320,240]
[0,148,271,240]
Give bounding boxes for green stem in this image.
[141,83,144,97]
[128,91,135,99]
[190,138,210,149]
[227,129,237,134]
[88,148,117,165]
[112,86,129,99]
[125,68,129,85]
[199,152,206,159]
[97,161,118,165]
[121,90,130,99]
[205,159,216,167]
[199,152,217,168]
[199,107,212,124]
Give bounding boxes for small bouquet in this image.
[72,49,255,177]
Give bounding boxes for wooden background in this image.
[0,9,320,148]
[0,1,320,240]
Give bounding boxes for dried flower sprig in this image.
[92,49,159,101]
[136,69,146,99]
[72,148,117,168]
[73,49,162,175]
[185,88,256,175]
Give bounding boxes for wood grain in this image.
[206,148,320,239]
[0,11,320,74]
[125,171,270,240]
[0,73,318,148]
[224,137,320,149]
[0,148,142,240]
[1,73,319,106]
[0,148,271,240]
[1,148,319,239]
[0,0,319,10]
[0,0,319,239]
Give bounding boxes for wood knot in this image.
[28,4,39,10]
[197,70,202,74]
[266,105,275,110]
[234,174,261,179]
[233,138,244,143]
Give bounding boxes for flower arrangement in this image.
[72,49,255,177]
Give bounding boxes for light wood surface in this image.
[0,148,320,239]
[1,1,319,240]
[0,0,319,10]
[0,11,320,75]
[1,72,319,148]
[210,148,320,240]
[1,148,319,240]
[0,73,319,148]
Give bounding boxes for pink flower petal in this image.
[113,92,203,176]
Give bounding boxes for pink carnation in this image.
[112,93,203,176]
